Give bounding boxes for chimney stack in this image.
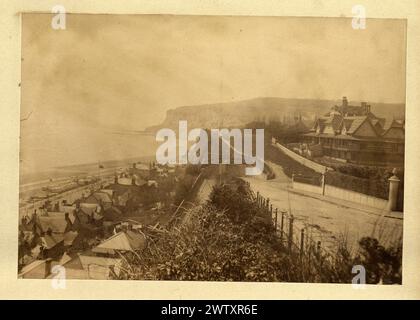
[342,96,348,107]
[361,102,367,114]
[46,227,52,236]
[65,212,73,227]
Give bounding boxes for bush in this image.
[354,237,402,284]
[114,180,402,283]
[265,142,321,180]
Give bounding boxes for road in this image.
[243,160,403,254]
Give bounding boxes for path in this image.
[244,160,403,253]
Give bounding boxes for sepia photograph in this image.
[18,13,406,285]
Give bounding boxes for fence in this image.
[251,188,337,267]
[273,139,401,212]
[272,141,331,174]
[291,178,389,211]
[324,184,388,210]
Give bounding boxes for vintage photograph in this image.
[18,14,406,284]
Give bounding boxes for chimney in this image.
[342,96,348,107]
[65,212,72,227]
[114,175,118,184]
[46,227,52,236]
[361,102,367,114]
[132,176,136,185]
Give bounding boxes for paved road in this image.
[244,161,403,253]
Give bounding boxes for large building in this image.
[302,97,405,165]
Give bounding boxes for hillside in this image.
[146,97,405,132]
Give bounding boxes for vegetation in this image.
[115,179,402,283]
[173,165,203,205]
[265,140,321,180]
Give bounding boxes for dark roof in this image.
[346,116,367,134]
[40,234,64,249]
[107,183,141,196]
[103,206,123,222]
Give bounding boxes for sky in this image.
[20,14,406,172]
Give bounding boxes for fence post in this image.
[316,241,321,259]
[274,208,278,232]
[288,214,294,253]
[280,211,285,243]
[256,192,260,207]
[300,228,305,259]
[266,198,270,212]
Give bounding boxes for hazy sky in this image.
[20,14,406,171]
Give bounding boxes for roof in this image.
[79,206,97,216]
[40,234,64,249]
[79,255,122,279]
[63,231,79,246]
[100,189,114,197]
[107,182,141,195]
[131,163,150,171]
[47,254,89,279]
[19,259,49,276]
[303,132,359,140]
[345,116,367,134]
[103,206,123,222]
[37,215,69,234]
[93,192,113,203]
[92,230,146,254]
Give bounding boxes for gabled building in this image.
[83,191,113,209]
[92,230,146,255]
[302,97,405,165]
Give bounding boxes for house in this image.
[128,162,151,180]
[45,252,122,280]
[102,206,123,222]
[19,212,74,259]
[38,230,65,259]
[83,191,113,209]
[107,178,145,206]
[302,97,405,165]
[78,254,122,279]
[19,251,122,280]
[92,230,146,255]
[18,259,53,279]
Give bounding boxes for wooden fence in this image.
[250,187,337,267]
